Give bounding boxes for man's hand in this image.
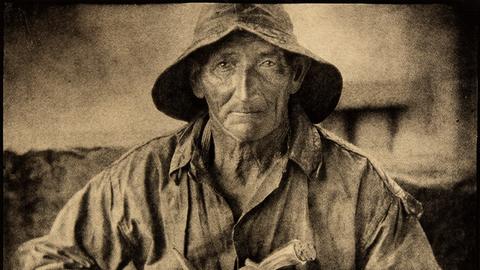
[15,236,96,270]
[173,240,315,270]
[240,240,316,270]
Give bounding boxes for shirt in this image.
[15,107,440,270]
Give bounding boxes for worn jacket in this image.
[16,108,440,269]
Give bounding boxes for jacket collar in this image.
[169,105,323,180]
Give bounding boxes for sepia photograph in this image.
[3,3,477,270]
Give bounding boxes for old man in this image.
[16,4,440,270]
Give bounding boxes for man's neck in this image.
[209,114,289,181]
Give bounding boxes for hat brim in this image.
[152,25,342,124]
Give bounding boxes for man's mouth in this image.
[231,106,264,114]
[231,110,263,115]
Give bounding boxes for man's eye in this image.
[215,61,234,71]
[260,60,277,67]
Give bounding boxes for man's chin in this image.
[226,123,265,142]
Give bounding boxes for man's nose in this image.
[234,66,256,101]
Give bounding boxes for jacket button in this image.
[168,197,175,207]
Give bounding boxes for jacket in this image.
[16,108,440,269]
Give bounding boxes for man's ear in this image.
[189,60,205,99]
[288,56,311,94]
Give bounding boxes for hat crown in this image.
[193,4,294,45]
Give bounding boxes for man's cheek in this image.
[206,93,228,119]
[259,86,284,106]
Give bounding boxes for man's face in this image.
[192,32,304,142]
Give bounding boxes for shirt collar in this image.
[286,103,323,180]
[169,113,208,177]
[169,105,323,180]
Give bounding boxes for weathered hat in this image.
[152,4,342,123]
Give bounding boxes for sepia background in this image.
[3,3,477,269]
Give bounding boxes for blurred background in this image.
[3,3,477,269]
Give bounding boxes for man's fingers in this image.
[58,248,94,268]
[243,258,259,269]
[36,261,67,270]
[256,240,316,269]
[35,242,62,256]
[35,242,94,268]
[239,266,259,270]
[23,242,94,269]
[258,257,299,270]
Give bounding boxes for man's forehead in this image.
[210,31,285,57]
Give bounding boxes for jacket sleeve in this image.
[14,167,132,270]
[357,162,441,270]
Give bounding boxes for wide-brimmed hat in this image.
[152,4,342,124]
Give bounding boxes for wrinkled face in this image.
[191,32,307,142]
